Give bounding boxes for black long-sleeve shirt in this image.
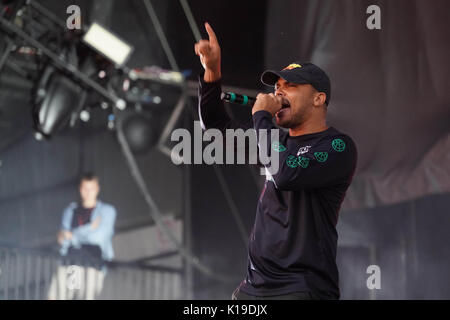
[198,77,357,299]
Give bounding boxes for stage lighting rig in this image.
[0,0,129,138]
[112,65,185,154]
[121,66,184,108]
[82,22,133,68]
[0,0,187,146]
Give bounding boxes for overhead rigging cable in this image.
[179,0,202,42]
[142,0,179,71]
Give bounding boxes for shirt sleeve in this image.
[96,205,117,237]
[198,75,253,132]
[253,110,357,190]
[72,205,117,244]
[198,75,260,164]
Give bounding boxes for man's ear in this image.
[314,92,327,107]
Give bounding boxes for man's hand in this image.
[91,217,101,230]
[57,230,73,245]
[194,22,221,82]
[252,93,283,116]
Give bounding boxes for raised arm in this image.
[195,23,253,133]
[195,22,222,83]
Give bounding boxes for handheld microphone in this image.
[221,92,256,107]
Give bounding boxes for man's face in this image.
[273,78,317,128]
[79,179,100,205]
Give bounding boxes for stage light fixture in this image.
[82,22,134,67]
[121,66,184,111]
[121,112,157,154]
[32,66,84,138]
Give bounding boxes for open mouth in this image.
[281,98,291,109]
[276,99,291,118]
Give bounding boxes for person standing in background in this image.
[48,172,117,300]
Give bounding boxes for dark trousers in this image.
[232,287,317,300]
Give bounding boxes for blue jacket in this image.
[59,200,117,261]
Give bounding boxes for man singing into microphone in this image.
[195,23,357,300]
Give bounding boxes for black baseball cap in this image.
[261,62,331,105]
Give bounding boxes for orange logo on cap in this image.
[283,63,302,70]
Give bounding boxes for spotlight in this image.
[34,132,44,141]
[107,114,115,130]
[121,66,184,110]
[82,22,134,67]
[121,112,157,154]
[116,99,127,110]
[32,66,84,138]
[79,110,90,122]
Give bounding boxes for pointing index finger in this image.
[205,22,218,44]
